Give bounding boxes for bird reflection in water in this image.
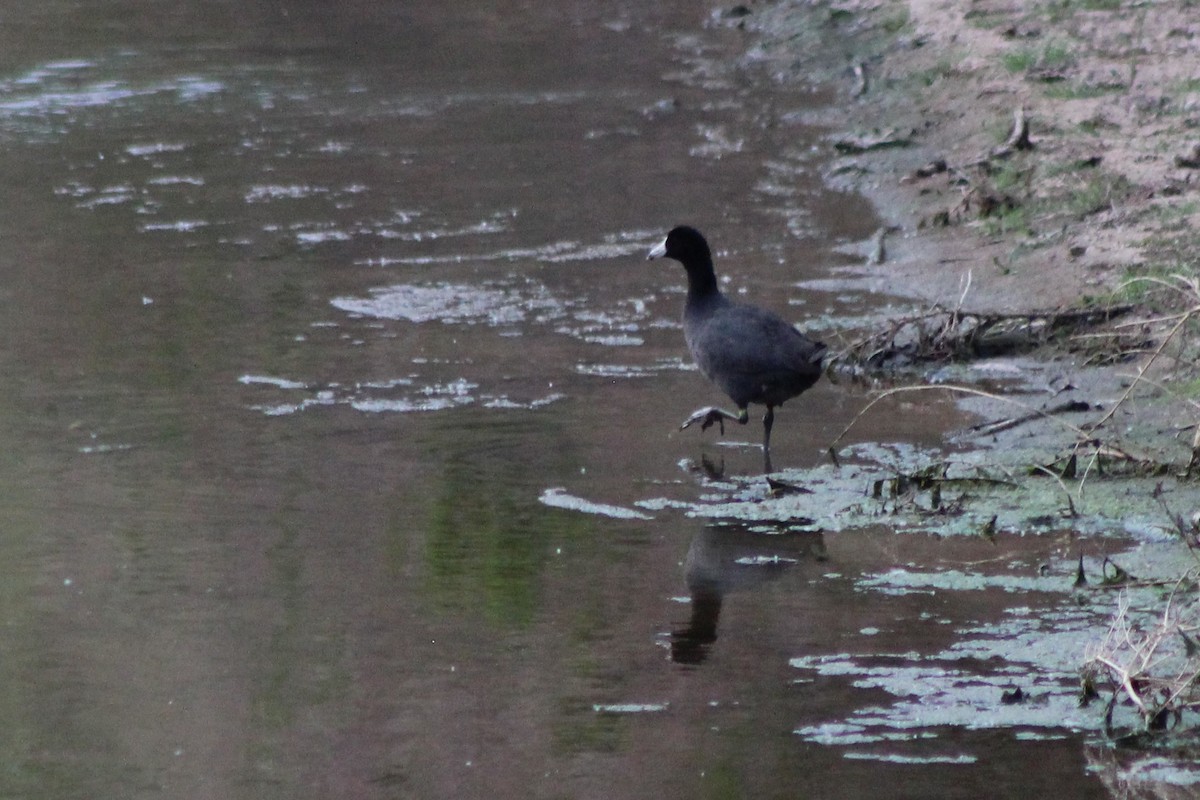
[670,524,827,665]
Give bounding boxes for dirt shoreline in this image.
[713,0,1200,478]
[699,0,1200,748]
[738,0,1200,316]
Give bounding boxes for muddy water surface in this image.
[0,3,1141,798]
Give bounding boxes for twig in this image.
[831,303,1133,367]
[955,270,973,315]
[1094,654,1151,717]
[1086,303,1199,434]
[1070,275,1200,489]
[968,399,1091,437]
[1113,310,1198,329]
[1108,372,1200,415]
[1030,464,1078,516]
[1085,580,1200,730]
[1087,578,1198,590]
[828,384,1092,454]
[990,106,1033,159]
[852,61,869,98]
[866,226,891,265]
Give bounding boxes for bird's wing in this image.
[691,305,824,378]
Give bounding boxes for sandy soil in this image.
[718,0,1200,474]
[738,0,1200,317]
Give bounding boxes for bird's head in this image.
[647,226,711,265]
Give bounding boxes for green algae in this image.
[641,436,1187,542]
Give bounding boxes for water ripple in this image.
[331,281,567,326]
[240,373,565,417]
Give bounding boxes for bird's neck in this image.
[685,261,720,302]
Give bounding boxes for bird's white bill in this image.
[646,238,667,260]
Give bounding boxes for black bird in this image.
[647,226,825,471]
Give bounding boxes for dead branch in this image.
[1084,281,1200,436]
[829,302,1133,368]
[969,399,1093,437]
[865,225,894,266]
[1083,579,1200,731]
[828,384,1093,455]
[852,61,868,98]
[991,106,1033,159]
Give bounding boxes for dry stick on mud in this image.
[851,60,868,98]
[1087,276,1200,435]
[1075,275,1200,484]
[1029,464,1079,517]
[832,303,1132,369]
[826,383,1093,460]
[969,399,1092,437]
[1085,575,1200,731]
[990,106,1033,160]
[833,277,1196,488]
[830,383,1094,453]
[825,382,1153,514]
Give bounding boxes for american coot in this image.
[647,226,826,472]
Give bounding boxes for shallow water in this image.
[0,3,1152,798]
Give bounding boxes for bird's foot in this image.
[680,406,745,435]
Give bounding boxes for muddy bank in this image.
[704,0,1200,541]
[728,0,1200,426]
[735,0,1200,312]
[689,0,1200,775]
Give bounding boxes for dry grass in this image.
[1083,574,1200,733]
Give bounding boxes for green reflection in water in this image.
[702,762,744,800]
[552,697,626,755]
[419,410,593,629]
[247,482,351,783]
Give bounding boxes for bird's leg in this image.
[680,405,747,435]
[762,406,775,473]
